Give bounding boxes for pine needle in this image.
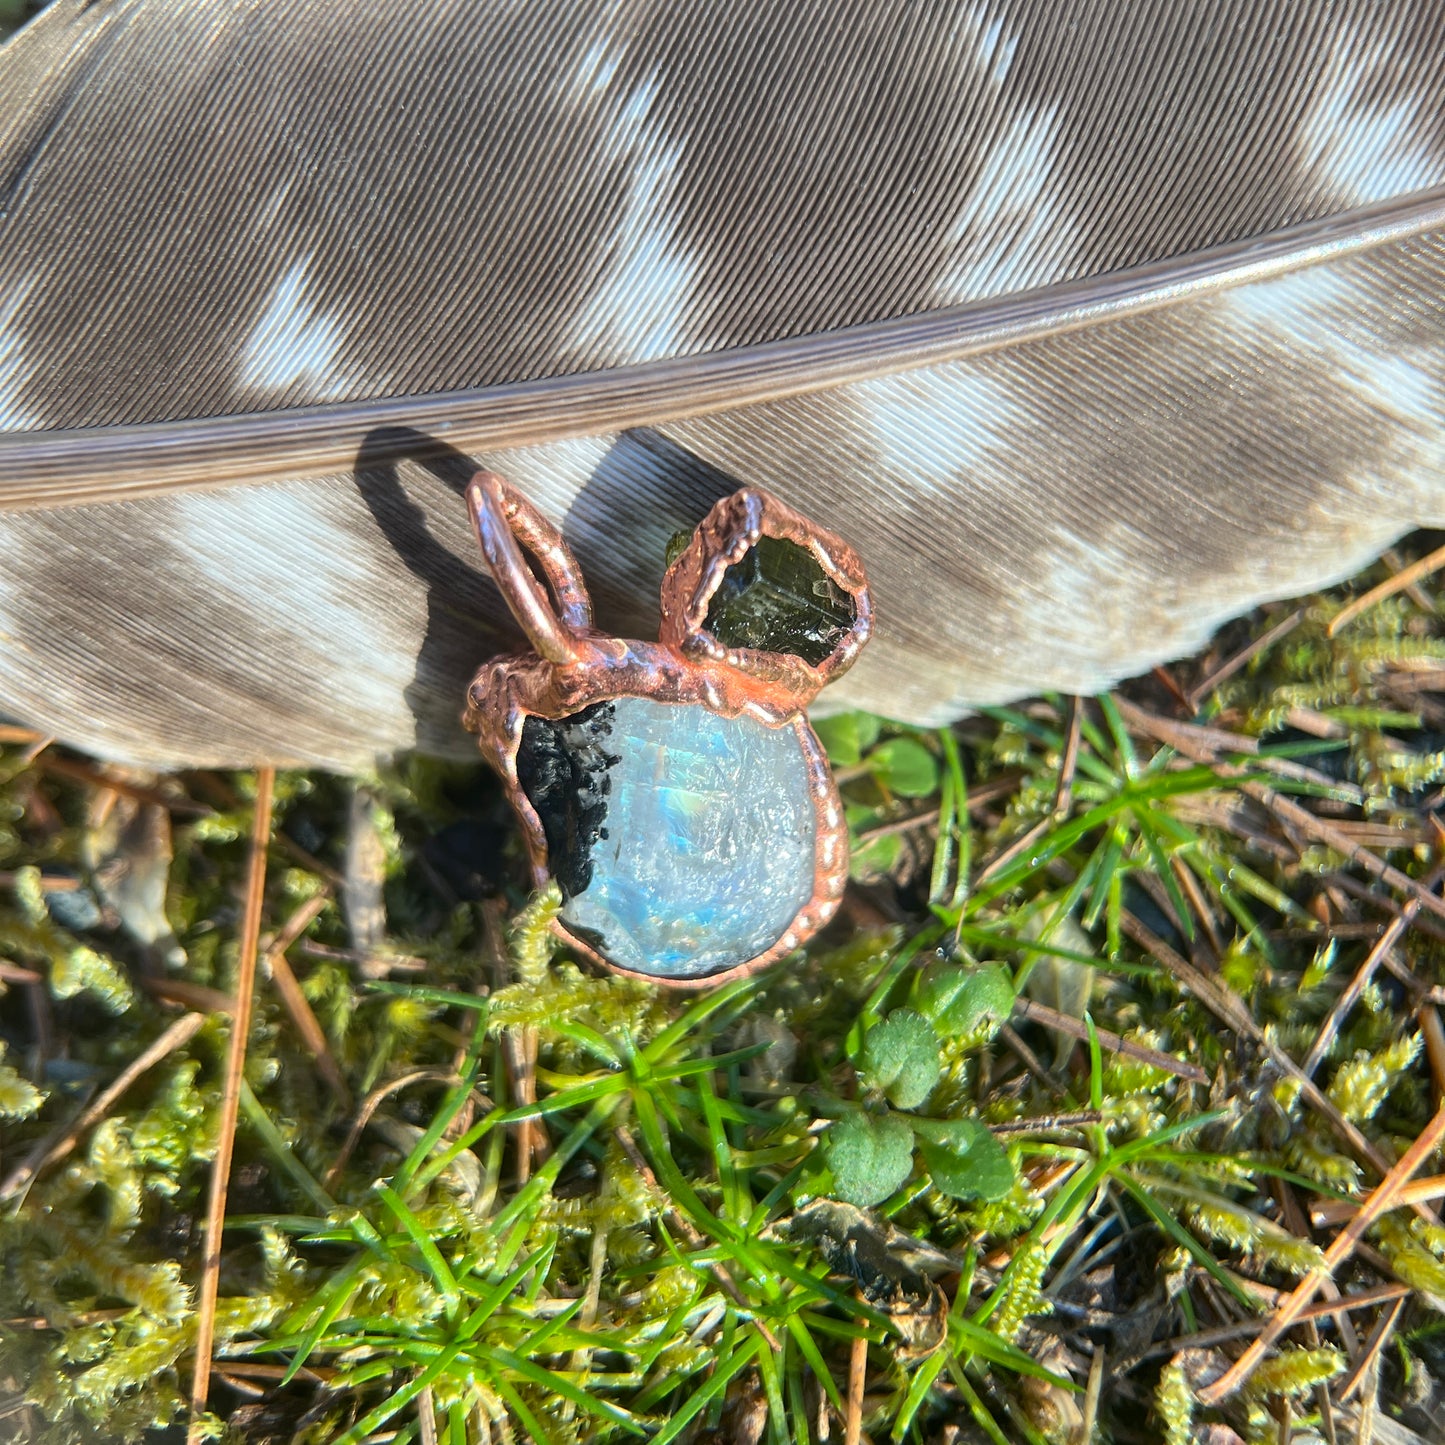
[1198,1102,1445,1404]
[1327,542,1445,637]
[187,767,274,1442]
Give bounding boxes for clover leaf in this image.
[813,711,882,767]
[823,1109,915,1207]
[913,963,1015,1047]
[859,1008,940,1110]
[867,737,940,797]
[910,1117,1014,1202]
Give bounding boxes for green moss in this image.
[3,539,1445,1440]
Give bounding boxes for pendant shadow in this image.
[353,426,746,756]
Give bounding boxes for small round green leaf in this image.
[823,1109,915,1208]
[813,711,883,767]
[912,963,1015,1046]
[859,1008,941,1110]
[910,1117,1014,1202]
[846,802,903,880]
[867,737,940,798]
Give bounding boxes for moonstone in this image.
[515,696,817,979]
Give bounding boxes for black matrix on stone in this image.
[515,701,621,900]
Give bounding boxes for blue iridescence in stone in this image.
[516,697,816,979]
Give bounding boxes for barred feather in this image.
[0,0,1443,766]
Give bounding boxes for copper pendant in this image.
[463,471,871,987]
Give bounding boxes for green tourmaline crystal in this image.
[703,535,855,666]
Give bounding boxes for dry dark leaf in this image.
[779,1199,953,1355]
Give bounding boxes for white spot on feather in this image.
[171,487,412,724]
[574,36,621,97]
[619,76,657,126]
[1299,29,1443,206]
[855,366,1023,482]
[936,103,1080,304]
[568,75,696,365]
[976,15,1018,85]
[238,258,359,400]
[1228,266,1445,444]
[932,10,1078,307]
[0,281,39,431]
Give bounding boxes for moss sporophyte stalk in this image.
[3,539,1445,1440]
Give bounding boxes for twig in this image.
[1129,1283,1410,1365]
[258,890,331,958]
[0,1011,206,1202]
[962,772,1031,812]
[1123,911,1440,1223]
[1081,1343,1104,1444]
[844,1333,866,1445]
[991,1111,1105,1134]
[0,872,80,892]
[260,893,349,1105]
[1012,996,1208,1084]
[1174,855,1224,959]
[1151,664,1192,711]
[1273,1177,1360,1360]
[4,1307,132,1331]
[1300,874,1441,1079]
[1113,704,1445,911]
[843,767,1022,814]
[853,809,944,844]
[1380,547,1438,610]
[1055,697,1082,817]
[203,1359,331,1385]
[504,1026,542,1186]
[323,1069,463,1191]
[1336,1296,1406,1403]
[212,1370,265,1400]
[1256,788,1445,924]
[1355,1349,1380,1445]
[976,816,1054,886]
[20,734,53,767]
[1421,1005,1445,1108]
[1322,872,1445,946]
[188,768,274,1442]
[1188,607,1305,711]
[1284,704,1348,740]
[1126,704,1366,804]
[418,1386,439,1445]
[1196,1102,1445,1404]
[266,951,350,1102]
[997,1023,1066,1093]
[1312,1174,1445,1225]
[1327,541,1445,637]
[136,976,235,1015]
[31,754,209,815]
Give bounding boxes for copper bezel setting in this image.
[462,469,871,988]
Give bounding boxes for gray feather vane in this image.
[0,0,1442,768]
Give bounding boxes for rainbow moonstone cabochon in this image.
[516,696,818,980]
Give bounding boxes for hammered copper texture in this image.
[0,0,1443,766]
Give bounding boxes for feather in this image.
[0,0,1443,768]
